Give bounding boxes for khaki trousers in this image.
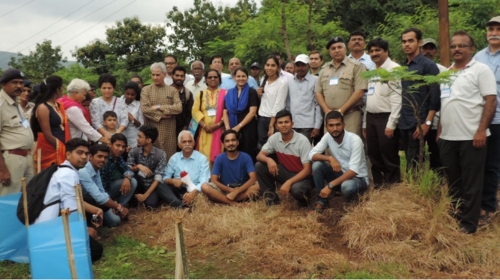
[0,152,34,196]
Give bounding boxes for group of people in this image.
[1,16,500,263]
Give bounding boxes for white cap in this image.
[294,54,310,64]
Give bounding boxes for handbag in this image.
[188,90,204,141]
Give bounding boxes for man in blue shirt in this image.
[202,130,258,206]
[80,144,130,227]
[162,130,210,207]
[474,16,500,223]
[220,57,259,90]
[399,28,440,169]
[309,111,369,212]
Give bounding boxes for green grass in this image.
[0,234,228,279]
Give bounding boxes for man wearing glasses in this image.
[474,16,500,226]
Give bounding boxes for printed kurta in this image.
[141,84,182,160]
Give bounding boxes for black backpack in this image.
[17,164,71,225]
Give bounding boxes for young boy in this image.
[102,111,118,135]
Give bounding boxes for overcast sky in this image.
[0,0,240,62]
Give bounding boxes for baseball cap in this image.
[250,62,261,69]
[422,38,438,48]
[0,69,24,83]
[486,16,500,26]
[294,54,310,64]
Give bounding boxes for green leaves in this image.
[8,40,66,83]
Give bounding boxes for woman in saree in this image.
[31,75,70,171]
[192,69,226,163]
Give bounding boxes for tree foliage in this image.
[74,17,166,75]
[8,40,66,83]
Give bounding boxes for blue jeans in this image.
[312,161,368,205]
[482,124,500,212]
[105,178,137,227]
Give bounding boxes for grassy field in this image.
[2,156,500,278]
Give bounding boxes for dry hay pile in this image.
[120,197,347,278]
[339,183,500,274]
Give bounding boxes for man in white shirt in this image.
[60,79,108,144]
[309,111,368,212]
[438,31,497,233]
[185,61,207,96]
[163,54,193,85]
[347,31,375,70]
[362,38,402,187]
[35,138,104,262]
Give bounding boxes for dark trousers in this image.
[482,124,500,212]
[89,236,103,262]
[400,128,430,170]
[135,176,185,208]
[295,128,313,143]
[161,183,188,208]
[255,162,313,204]
[366,112,400,186]
[257,116,275,148]
[426,129,442,172]
[439,139,486,233]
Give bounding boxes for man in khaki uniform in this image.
[315,36,368,136]
[0,69,35,196]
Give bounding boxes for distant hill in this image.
[0,51,76,71]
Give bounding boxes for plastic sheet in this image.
[0,192,29,263]
[28,211,94,279]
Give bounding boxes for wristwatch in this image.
[425,120,432,126]
[328,183,335,189]
[156,104,161,110]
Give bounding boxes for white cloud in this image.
[0,0,241,60]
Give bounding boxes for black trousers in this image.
[89,236,103,262]
[400,127,432,170]
[426,129,442,172]
[366,112,400,186]
[439,139,486,233]
[136,176,187,208]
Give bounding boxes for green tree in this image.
[53,64,99,86]
[166,0,257,63]
[8,40,67,83]
[74,17,166,75]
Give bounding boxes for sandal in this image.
[478,210,494,227]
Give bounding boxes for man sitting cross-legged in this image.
[255,109,313,207]
[79,144,130,227]
[309,111,369,212]
[162,130,210,207]
[202,129,259,205]
[127,126,169,210]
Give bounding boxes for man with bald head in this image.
[315,36,368,137]
[220,57,259,90]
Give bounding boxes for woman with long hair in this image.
[256,55,288,146]
[31,75,70,170]
[192,69,226,163]
[223,67,259,161]
[120,81,143,149]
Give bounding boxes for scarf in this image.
[58,95,91,123]
[225,84,249,128]
[210,89,227,163]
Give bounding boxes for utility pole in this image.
[438,0,450,66]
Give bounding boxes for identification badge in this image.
[207,109,216,116]
[367,85,375,96]
[329,78,339,85]
[441,86,451,98]
[21,118,30,129]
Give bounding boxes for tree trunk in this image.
[280,0,292,60]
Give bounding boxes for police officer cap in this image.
[0,69,24,83]
[326,36,344,49]
[24,79,32,88]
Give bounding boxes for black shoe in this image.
[297,199,310,208]
[264,193,280,206]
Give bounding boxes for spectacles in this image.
[207,76,219,80]
[449,44,471,49]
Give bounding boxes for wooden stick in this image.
[74,184,84,218]
[21,177,29,228]
[61,209,78,279]
[36,148,41,174]
[174,216,188,279]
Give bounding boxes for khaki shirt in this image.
[315,57,368,110]
[0,90,35,150]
